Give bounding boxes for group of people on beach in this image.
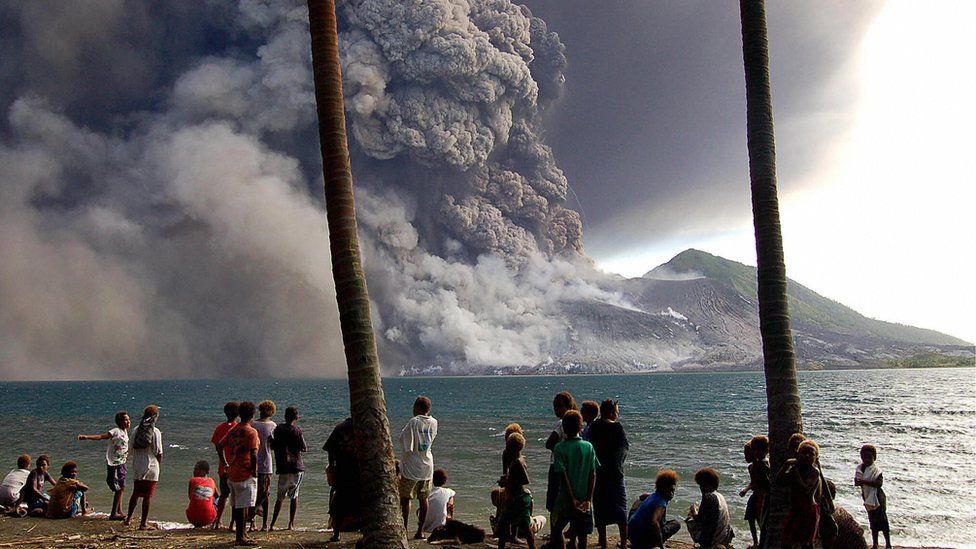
[0,391,893,549]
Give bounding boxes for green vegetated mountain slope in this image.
[651,249,969,346]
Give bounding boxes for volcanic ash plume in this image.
[0,0,630,378]
[334,0,630,370]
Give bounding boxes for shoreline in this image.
[0,516,959,549]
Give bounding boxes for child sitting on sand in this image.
[423,469,456,534]
[22,454,55,515]
[855,444,891,549]
[46,461,89,519]
[628,469,681,548]
[0,455,31,510]
[739,435,770,548]
[186,460,219,528]
[497,432,535,549]
[78,410,130,519]
[777,439,823,549]
[687,467,733,548]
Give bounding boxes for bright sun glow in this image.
[600,1,976,343]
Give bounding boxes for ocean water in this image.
[0,368,973,547]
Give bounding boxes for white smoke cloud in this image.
[0,0,641,379]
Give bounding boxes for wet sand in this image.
[0,515,957,548]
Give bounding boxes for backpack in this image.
[132,417,155,449]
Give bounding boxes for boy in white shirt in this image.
[423,469,455,534]
[400,396,438,539]
[78,411,130,519]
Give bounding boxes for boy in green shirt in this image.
[552,410,599,549]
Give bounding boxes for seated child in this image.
[855,444,891,549]
[423,469,456,534]
[628,469,681,548]
[687,467,733,549]
[46,461,89,519]
[0,455,31,509]
[497,433,535,549]
[21,454,55,514]
[186,460,219,528]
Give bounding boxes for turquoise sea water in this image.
[0,368,973,547]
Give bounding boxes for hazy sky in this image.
[522,0,975,343]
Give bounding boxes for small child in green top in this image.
[552,410,600,549]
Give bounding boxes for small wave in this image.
[167,444,188,450]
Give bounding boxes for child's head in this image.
[36,454,49,471]
[561,409,583,437]
[860,444,877,465]
[743,441,754,463]
[787,432,806,457]
[506,432,526,454]
[750,435,769,460]
[194,460,211,477]
[797,439,819,466]
[238,401,256,423]
[142,404,160,421]
[504,423,523,440]
[115,411,130,429]
[433,469,448,487]
[258,400,277,419]
[694,467,720,493]
[60,461,78,478]
[580,400,599,424]
[413,396,432,416]
[17,454,31,470]
[552,391,577,418]
[654,469,679,500]
[599,399,619,421]
[223,401,240,421]
[285,406,300,423]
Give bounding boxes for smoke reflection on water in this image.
[0,368,972,547]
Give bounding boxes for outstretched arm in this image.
[78,432,112,441]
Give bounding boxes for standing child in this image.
[498,433,535,549]
[46,461,89,518]
[220,400,260,546]
[78,410,130,519]
[588,399,629,549]
[423,469,456,534]
[0,455,31,509]
[210,401,239,529]
[580,401,599,441]
[400,396,438,539]
[269,406,308,531]
[252,400,277,531]
[126,405,163,530]
[777,439,823,549]
[552,409,600,549]
[186,460,219,528]
[740,435,770,548]
[545,390,577,541]
[855,444,891,549]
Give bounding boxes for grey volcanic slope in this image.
[399,249,972,375]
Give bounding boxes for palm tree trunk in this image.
[738,1,804,547]
[306,1,409,546]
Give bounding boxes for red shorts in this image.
[132,480,158,498]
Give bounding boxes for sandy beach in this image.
[0,515,957,549]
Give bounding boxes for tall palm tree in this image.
[306,0,409,546]
[738,1,803,547]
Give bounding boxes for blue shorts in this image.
[553,507,594,536]
[106,464,126,492]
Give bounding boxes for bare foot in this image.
[122,519,131,527]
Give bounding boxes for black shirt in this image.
[587,418,629,479]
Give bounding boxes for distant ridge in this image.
[647,249,969,347]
